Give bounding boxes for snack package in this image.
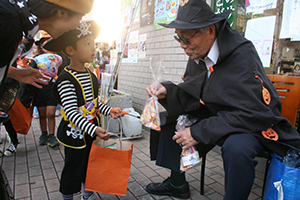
[176,115,201,172]
[140,96,161,131]
[140,58,164,131]
[35,53,62,78]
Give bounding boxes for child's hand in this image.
[95,127,110,140]
[110,107,124,119]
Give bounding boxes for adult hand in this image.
[95,127,110,140]
[109,107,124,119]
[172,127,199,150]
[7,67,50,89]
[146,82,167,99]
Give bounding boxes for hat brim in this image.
[43,21,100,52]
[159,10,232,29]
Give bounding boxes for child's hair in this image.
[102,50,110,58]
[35,37,51,54]
[34,41,43,54]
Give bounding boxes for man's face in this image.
[175,25,215,60]
[43,11,83,39]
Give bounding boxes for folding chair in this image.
[200,75,300,198]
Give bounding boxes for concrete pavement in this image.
[0,116,266,200]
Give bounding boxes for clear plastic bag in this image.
[140,58,164,131]
[283,148,300,168]
[139,96,161,131]
[176,115,201,172]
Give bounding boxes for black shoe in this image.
[39,132,48,145]
[47,134,60,147]
[146,178,190,199]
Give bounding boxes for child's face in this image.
[73,35,96,63]
[32,44,40,56]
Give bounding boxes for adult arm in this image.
[7,67,49,89]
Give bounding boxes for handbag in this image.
[85,118,133,196]
[7,98,33,135]
[263,153,300,200]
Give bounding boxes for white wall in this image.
[117,23,189,113]
[117,0,215,113]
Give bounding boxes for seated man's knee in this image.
[221,133,258,164]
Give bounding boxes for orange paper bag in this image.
[85,131,133,196]
[7,98,33,135]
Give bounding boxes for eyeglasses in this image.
[174,29,201,44]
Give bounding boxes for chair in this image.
[200,75,300,198]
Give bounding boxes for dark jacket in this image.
[159,21,300,157]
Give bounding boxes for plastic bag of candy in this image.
[176,115,201,172]
[140,96,161,131]
[140,58,164,131]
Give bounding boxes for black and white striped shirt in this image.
[57,69,111,137]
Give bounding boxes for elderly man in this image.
[146,0,300,199]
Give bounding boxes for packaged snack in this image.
[35,53,62,78]
[176,115,201,172]
[140,96,161,131]
[140,58,164,131]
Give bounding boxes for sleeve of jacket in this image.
[189,56,283,145]
[159,81,202,117]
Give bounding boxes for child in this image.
[43,20,123,200]
[30,37,60,147]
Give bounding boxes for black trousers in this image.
[150,122,265,200]
[3,118,18,146]
[60,134,93,195]
[150,120,214,172]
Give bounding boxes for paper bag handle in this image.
[103,117,123,150]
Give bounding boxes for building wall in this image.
[117,23,189,113]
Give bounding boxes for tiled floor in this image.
[0,116,266,200]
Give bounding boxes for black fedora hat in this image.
[159,0,232,29]
[43,20,100,52]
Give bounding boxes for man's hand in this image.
[7,67,50,89]
[172,127,199,150]
[95,127,110,140]
[146,82,167,99]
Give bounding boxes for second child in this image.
[44,20,123,200]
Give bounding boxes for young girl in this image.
[43,20,123,200]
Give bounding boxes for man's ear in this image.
[208,24,216,39]
[65,46,75,56]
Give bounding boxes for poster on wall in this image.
[214,0,237,29]
[123,30,139,63]
[138,34,147,58]
[140,0,155,27]
[123,0,140,27]
[154,0,177,30]
[280,0,300,40]
[110,49,118,66]
[245,0,277,14]
[245,16,276,68]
